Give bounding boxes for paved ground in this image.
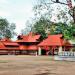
[0,55,74,75]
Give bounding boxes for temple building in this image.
[16,32,41,55]
[0,33,72,55]
[0,38,19,55]
[38,34,71,55]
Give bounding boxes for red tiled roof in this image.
[16,40,25,42]
[60,39,72,46]
[26,35,40,42]
[38,34,63,46]
[16,32,41,43]
[0,47,19,50]
[19,45,38,50]
[0,39,19,50]
[0,41,6,49]
[38,34,71,47]
[27,45,38,50]
[3,42,19,46]
[1,38,12,42]
[19,45,28,50]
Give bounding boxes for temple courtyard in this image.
[0,55,74,75]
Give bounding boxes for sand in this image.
[0,55,74,75]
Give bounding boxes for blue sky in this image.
[0,0,75,36]
[0,0,35,34]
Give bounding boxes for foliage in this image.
[9,23,16,38]
[55,23,73,39]
[32,16,74,40]
[0,18,16,38]
[32,17,52,39]
[21,20,33,35]
[33,0,71,23]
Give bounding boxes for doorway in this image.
[41,49,46,55]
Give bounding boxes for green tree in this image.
[55,22,73,39]
[21,20,33,35]
[0,18,16,38]
[32,17,73,40]
[32,17,56,39]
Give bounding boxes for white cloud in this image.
[0,0,11,17]
[0,0,8,4]
[0,11,11,17]
[14,20,26,34]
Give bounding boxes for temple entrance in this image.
[41,49,46,55]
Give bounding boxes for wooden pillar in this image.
[38,47,42,56]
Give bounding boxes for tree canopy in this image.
[0,18,16,39]
[31,17,74,40]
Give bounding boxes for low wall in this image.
[54,51,75,61]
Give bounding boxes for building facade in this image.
[0,33,72,55]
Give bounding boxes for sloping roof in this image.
[0,38,12,42]
[3,42,19,46]
[26,35,40,42]
[16,32,41,43]
[27,45,38,50]
[38,34,63,46]
[61,39,72,46]
[0,38,20,50]
[19,45,38,50]
[38,34,71,47]
[2,48,19,50]
[0,41,6,49]
[0,42,19,50]
[19,45,28,50]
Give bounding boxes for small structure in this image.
[38,34,71,55]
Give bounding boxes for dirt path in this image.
[0,55,74,75]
